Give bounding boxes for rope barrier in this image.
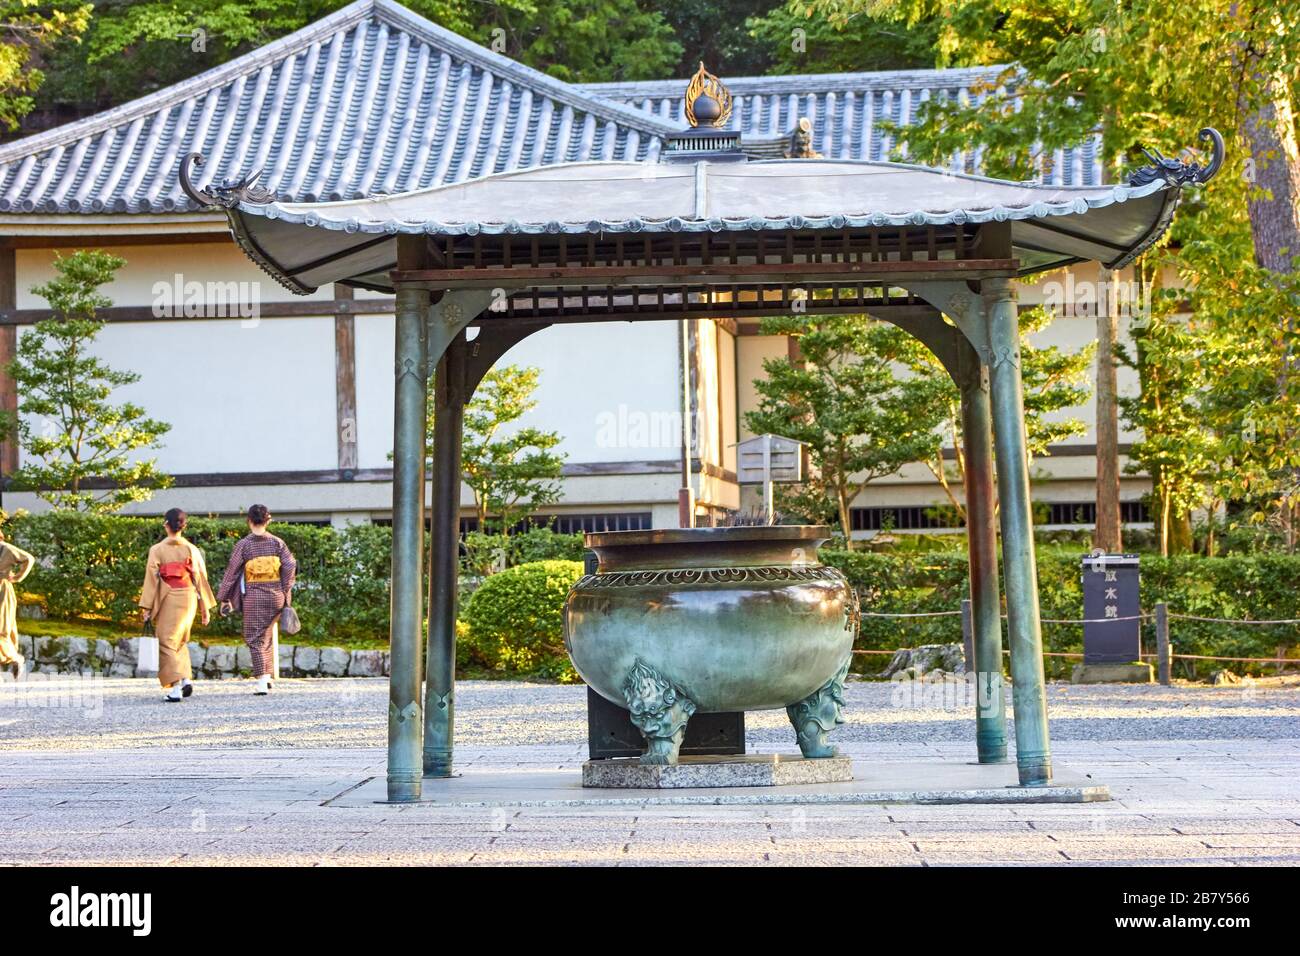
[853,605,1300,668]
[1166,613,1300,626]
[1155,652,1299,664]
[1035,614,1152,624]
[859,608,1294,626]
[859,609,963,618]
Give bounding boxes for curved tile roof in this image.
[0,0,674,214]
[582,70,1105,187]
[222,159,1180,293]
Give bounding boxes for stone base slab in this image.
[1072,662,1154,684]
[582,754,854,789]
[330,757,1111,808]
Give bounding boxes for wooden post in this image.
[678,318,695,527]
[1155,602,1171,686]
[334,284,359,474]
[985,275,1053,787]
[0,246,18,490]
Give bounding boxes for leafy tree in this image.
[806,0,1300,551]
[31,0,682,120]
[659,0,783,77]
[744,314,948,549]
[437,364,566,533]
[911,305,1093,522]
[1144,190,1300,554]
[0,0,90,130]
[475,0,681,83]
[0,250,172,512]
[747,0,935,75]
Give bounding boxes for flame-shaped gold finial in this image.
[685,62,732,129]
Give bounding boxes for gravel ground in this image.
[1,675,1297,751]
[2,676,1298,866]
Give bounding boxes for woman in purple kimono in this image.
[217,505,296,695]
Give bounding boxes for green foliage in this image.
[661,0,785,77]
[803,0,1290,184]
[1158,193,1300,553]
[461,559,584,680]
[802,0,1300,554]
[32,0,680,118]
[0,0,91,131]
[744,315,948,548]
[0,251,172,513]
[452,365,566,532]
[906,304,1092,519]
[461,527,586,577]
[475,0,681,83]
[823,546,1300,679]
[747,0,936,75]
[0,508,586,647]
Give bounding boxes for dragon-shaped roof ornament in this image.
[1128,127,1224,188]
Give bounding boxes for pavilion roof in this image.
[217,157,1202,293]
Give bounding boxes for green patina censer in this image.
[563,526,856,765]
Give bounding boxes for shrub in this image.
[461,528,585,577]
[461,559,584,681]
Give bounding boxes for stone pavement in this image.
[1,676,1297,865]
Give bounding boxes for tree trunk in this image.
[1240,75,1300,273]
[1094,267,1123,552]
[1170,509,1194,554]
[1240,72,1300,556]
[1159,487,1171,558]
[837,486,854,552]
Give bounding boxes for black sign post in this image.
[1081,552,1141,663]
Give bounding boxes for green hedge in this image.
[460,560,584,681]
[3,511,393,644]
[4,510,1295,679]
[823,547,1300,678]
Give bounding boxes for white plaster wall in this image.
[352,311,397,469]
[15,244,333,308]
[736,334,788,443]
[502,321,681,464]
[718,325,738,474]
[6,236,1158,519]
[16,316,339,474]
[352,313,683,469]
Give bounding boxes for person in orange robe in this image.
[139,509,216,702]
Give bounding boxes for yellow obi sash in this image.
[244,555,281,584]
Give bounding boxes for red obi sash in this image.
[158,559,194,589]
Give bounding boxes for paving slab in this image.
[0,677,1296,865]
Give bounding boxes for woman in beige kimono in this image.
[0,530,35,680]
[139,509,216,702]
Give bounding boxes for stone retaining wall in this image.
[15,635,390,679]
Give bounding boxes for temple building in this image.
[0,0,1158,535]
